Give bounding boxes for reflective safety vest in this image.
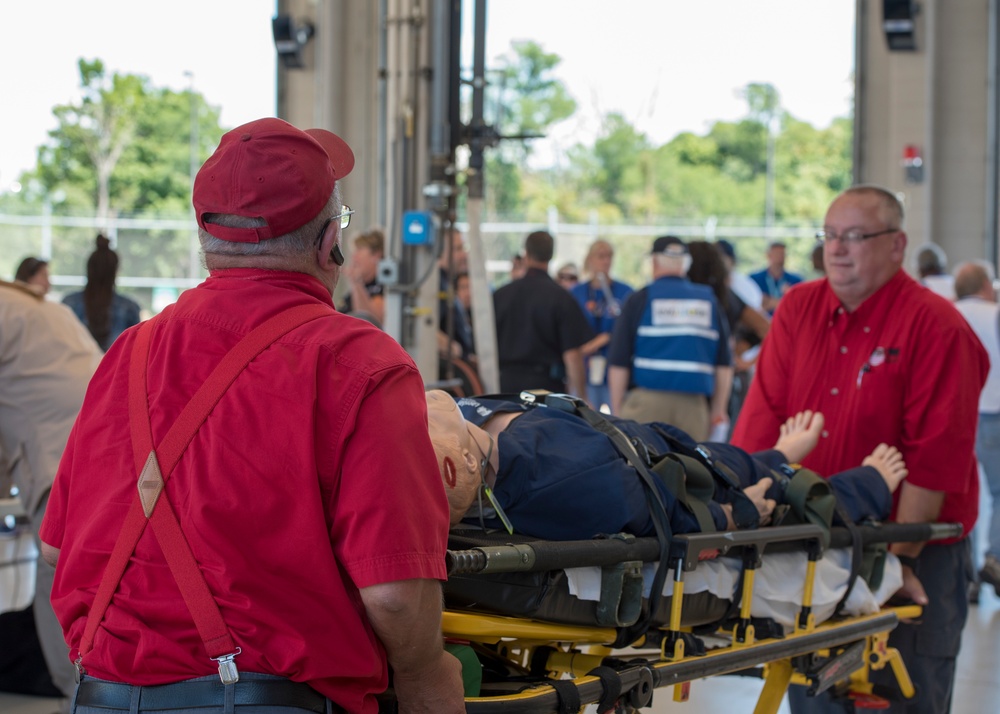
[631,277,720,396]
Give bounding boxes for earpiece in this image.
[330,243,345,266]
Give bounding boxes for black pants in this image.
[72,672,344,714]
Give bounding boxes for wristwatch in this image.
[896,554,920,576]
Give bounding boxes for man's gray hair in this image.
[841,185,905,227]
[199,185,342,259]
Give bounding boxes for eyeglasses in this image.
[557,273,578,282]
[816,227,898,244]
[314,205,354,244]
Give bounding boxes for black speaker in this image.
[883,0,917,52]
[272,14,315,69]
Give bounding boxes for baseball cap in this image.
[193,117,355,243]
[651,235,688,255]
[716,239,736,261]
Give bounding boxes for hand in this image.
[892,562,928,622]
[393,650,466,713]
[342,263,362,285]
[742,477,776,526]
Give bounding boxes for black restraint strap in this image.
[833,502,864,616]
[587,666,623,714]
[650,427,760,529]
[522,392,675,648]
[549,678,582,714]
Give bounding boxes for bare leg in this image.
[773,410,825,464]
[862,443,908,493]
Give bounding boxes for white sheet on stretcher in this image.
[564,549,903,629]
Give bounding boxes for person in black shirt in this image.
[493,230,593,397]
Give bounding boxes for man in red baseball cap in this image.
[40,118,464,714]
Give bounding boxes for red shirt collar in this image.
[205,268,334,306]
[820,269,911,323]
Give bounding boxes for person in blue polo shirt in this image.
[750,240,803,315]
[608,236,732,441]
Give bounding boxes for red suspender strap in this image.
[78,303,332,665]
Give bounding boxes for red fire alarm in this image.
[902,144,924,183]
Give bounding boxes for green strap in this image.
[782,468,835,548]
[651,454,717,533]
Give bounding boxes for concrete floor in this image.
[2,587,996,713]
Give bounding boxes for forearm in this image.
[889,481,946,558]
[41,541,60,567]
[361,579,465,713]
[581,332,611,357]
[608,366,629,415]
[563,348,586,399]
[710,366,734,423]
[740,305,770,341]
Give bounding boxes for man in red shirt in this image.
[40,118,464,714]
[732,186,987,713]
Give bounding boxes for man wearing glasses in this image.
[732,185,986,713]
[40,118,464,714]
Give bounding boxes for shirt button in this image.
[831,387,839,395]
[837,308,844,315]
[863,326,871,333]
[822,430,830,438]
[840,346,848,354]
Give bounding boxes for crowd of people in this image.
[1,115,996,714]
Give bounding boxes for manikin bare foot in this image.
[862,443,908,493]
[773,410,825,464]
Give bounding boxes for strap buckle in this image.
[74,655,85,684]
[212,647,241,685]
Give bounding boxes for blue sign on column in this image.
[402,210,434,245]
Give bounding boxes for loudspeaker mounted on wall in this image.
[883,0,918,52]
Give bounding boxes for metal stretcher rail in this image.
[446,522,963,575]
[435,522,963,713]
[454,610,902,714]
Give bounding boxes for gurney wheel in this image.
[626,666,654,709]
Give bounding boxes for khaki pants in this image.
[620,388,710,441]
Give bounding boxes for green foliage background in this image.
[1,44,850,303]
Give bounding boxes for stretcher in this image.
[424,520,961,713]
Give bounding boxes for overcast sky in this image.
[0,0,854,189]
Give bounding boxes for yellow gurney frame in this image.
[435,522,960,713]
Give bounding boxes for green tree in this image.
[484,41,577,218]
[34,59,222,222]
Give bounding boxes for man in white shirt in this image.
[953,261,1000,599]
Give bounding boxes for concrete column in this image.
[857,0,991,268]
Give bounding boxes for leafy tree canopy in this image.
[31,58,223,221]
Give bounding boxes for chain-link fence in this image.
[1,209,823,314]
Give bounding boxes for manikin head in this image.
[425,390,495,524]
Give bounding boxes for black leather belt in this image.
[77,677,342,712]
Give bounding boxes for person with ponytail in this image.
[62,234,141,351]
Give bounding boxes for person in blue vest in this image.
[608,236,732,441]
[750,240,803,315]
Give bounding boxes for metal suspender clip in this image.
[212,647,241,685]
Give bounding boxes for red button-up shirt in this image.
[41,269,450,713]
[732,270,986,536]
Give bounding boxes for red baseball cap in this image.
[193,117,355,243]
